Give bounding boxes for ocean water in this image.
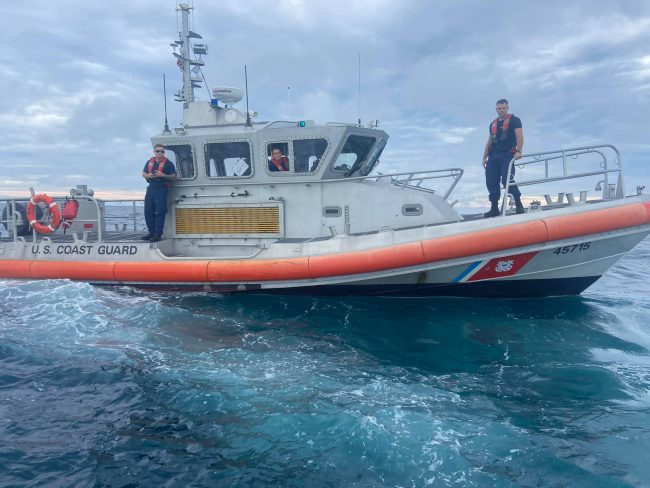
[1,237,649,487]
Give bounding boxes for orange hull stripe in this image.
[0,260,32,278]
[114,261,210,282]
[30,260,117,280]
[422,220,547,262]
[543,204,648,241]
[1,202,648,282]
[207,258,310,281]
[308,241,425,278]
[641,201,650,226]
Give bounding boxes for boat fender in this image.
[27,194,62,235]
[61,197,80,234]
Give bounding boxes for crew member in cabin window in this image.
[482,98,525,217]
[268,148,290,172]
[142,144,177,242]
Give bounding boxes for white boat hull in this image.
[3,198,645,298]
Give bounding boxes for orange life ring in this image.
[27,194,61,234]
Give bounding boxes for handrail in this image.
[1,195,143,243]
[173,168,465,203]
[500,144,624,216]
[1,198,34,242]
[374,168,465,200]
[10,200,18,243]
[52,195,105,241]
[101,199,144,232]
[172,168,465,201]
[263,120,303,129]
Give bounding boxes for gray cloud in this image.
[1,0,648,206]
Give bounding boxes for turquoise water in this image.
[1,238,649,487]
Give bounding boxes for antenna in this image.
[244,65,252,127]
[357,53,361,126]
[162,73,171,134]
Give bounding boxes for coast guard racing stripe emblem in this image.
[453,251,538,282]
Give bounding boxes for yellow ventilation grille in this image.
[175,207,280,235]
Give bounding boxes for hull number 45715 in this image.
[553,242,591,254]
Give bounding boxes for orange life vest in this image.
[147,156,168,173]
[147,157,172,188]
[270,156,290,171]
[490,114,512,144]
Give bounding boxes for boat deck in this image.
[0,231,147,244]
[0,211,516,244]
[1,199,600,245]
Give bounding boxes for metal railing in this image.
[1,196,144,243]
[500,144,624,216]
[368,168,464,201]
[172,167,465,202]
[102,199,145,234]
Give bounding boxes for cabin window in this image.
[359,138,386,176]
[164,144,195,179]
[333,135,376,174]
[267,142,290,173]
[205,141,252,178]
[294,138,327,173]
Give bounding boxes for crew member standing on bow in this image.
[482,99,525,217]
[142,144,177,242]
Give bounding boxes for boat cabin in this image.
[150,103,462,257]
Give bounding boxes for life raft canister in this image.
[26,194,62,234]
[61,197,80,233]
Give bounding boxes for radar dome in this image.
[211,87,243,105]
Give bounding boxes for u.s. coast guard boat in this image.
[1,4,649,297]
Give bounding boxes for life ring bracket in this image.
[26,193,62,235]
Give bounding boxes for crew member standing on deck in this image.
[482,99,525,217]
[142,144,176,242]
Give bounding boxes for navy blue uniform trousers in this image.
[485,151,521,204]
[144,186,168,237]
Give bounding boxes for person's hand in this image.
[514,150,522,160]
[482,158,488,168]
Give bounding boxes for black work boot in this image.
[514,197,525,214]
[484,202,500,218]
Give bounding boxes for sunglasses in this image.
[155,149,165,153]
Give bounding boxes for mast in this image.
[170,3,249,127]
[173,3,205,107]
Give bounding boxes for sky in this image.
[1,0,649,208]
